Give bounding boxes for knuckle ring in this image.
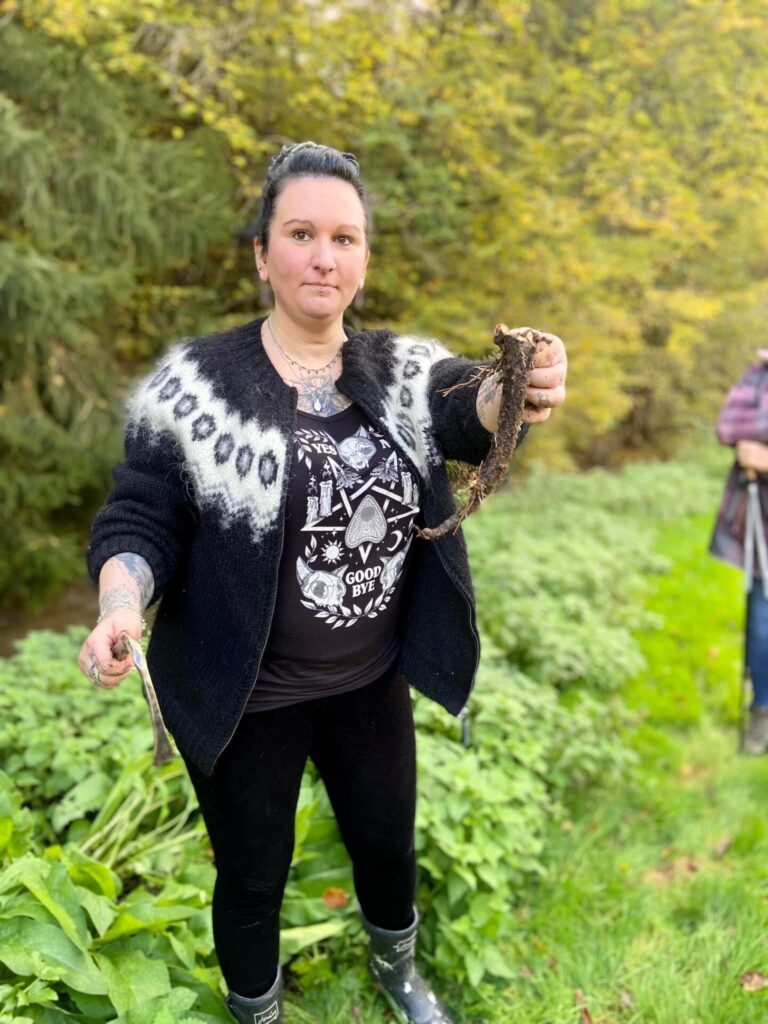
[89,661,101,682]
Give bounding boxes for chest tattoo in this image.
[292,372,353,417]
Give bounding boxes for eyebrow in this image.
[282,219,362,233]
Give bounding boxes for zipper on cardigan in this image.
[458,705,472,749]
[429,524,481,752]
[334,376,480,750]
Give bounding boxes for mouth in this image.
[305,282,338,289]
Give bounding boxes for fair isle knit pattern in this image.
[127,335,452,540]
[88,317,500,775]
[129,347,289,542]
[380,336,450,479]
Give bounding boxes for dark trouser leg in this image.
[182,705,312,998]
[310,669,454,1023]
[311,666,417,931]
[747,579,768,707]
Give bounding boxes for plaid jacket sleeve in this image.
[716,363,768,445]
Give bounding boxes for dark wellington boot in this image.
[361,908,455,1024]
[225,967,283,1024]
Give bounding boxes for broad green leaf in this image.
[464,949,485,988]
[446,872,469,906]
[0,892,54,925]
[1,858,89,950]
[75,886,116,938]
[62,847,120,901]
[50,773,113,832]
[95,949,171,1014]
[279,919,347,959]
[103,901,196,942]
[167,930,196,970]
[109,987,197,1024]
[16,1011,73,1024]
[167,964,229,1015]
[0,918,106,994]
[482,944,516,981]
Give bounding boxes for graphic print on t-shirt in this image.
[293,421,419,628]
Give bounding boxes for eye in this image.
[292,229,311,241]
[336,234,353,246]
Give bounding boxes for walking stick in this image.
[739,469,768,752]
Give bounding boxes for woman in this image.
[79,142,567,1023]
[711,350,768,755]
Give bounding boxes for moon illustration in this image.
[387,530,404,552]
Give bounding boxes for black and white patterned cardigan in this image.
[87,316,506,775]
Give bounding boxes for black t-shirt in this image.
[246,404,422,711]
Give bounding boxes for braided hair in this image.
[252,141,370,250]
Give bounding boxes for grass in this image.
[290,507,768,1023]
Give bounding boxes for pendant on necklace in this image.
[313,397,323,412]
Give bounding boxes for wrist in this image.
[97,609,147,636]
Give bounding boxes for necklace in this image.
[266,317,343,376]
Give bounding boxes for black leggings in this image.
[182,666,417,998]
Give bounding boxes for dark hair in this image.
[251,141,370,250]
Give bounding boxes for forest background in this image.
[2,3,768,1022]
[2,0,768,610]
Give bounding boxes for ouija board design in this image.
[293,421,420,629]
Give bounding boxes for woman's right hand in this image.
[737,440,768,474]
[77,611,143,690]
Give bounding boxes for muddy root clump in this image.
[417,323,539,541]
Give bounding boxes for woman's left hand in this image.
[522,331,567,424]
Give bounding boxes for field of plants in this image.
[0,450,756,1023]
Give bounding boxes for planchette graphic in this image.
[345,494,388,548]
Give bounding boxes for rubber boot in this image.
[361,907,454,1024]
[744,705,768,755]
[225,967,283,1024]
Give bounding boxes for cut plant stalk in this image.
[417,323,538,541]
[113,632,175,764]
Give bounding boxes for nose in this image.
[312,240,336,273]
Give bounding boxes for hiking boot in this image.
[225,968,282,1024]
[361,907,454,1024]
[744,706,768,755]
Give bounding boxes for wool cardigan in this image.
[87,317,505,775]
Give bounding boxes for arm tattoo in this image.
[475,374,502,425]
[110,553,154,609]
[100,584,142,618]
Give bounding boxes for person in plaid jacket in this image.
[711,350,768,753]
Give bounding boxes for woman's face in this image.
[255,175,369,331]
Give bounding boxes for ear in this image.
[359,247,370,290]
[253,238,269,281]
